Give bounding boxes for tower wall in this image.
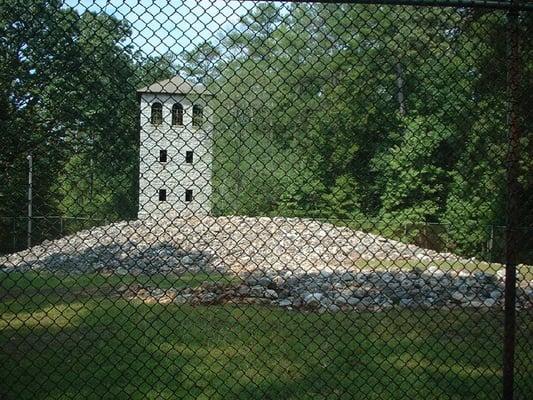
[138,93,213,218]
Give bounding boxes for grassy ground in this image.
[1,271,532,400]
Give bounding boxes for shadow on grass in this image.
[0,242,230,334]
[1,261,532,400]
[2,285,532,400]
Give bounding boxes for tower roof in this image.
[137,75,213,95]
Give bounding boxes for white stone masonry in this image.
[138,91,213,218]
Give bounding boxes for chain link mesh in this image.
[1,1,531,399]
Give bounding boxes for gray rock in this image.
[264,289,278,299]
[427,278,440,288]
[319,270,332,279]
[483,298,497,307]
[278,299,292,307]
[360,297,376,307]
[250,285,265,297]
[116,284,128,293]
[457,284,470,294]
[245,275,270,287]
[399,298,414,307]
[237,285,250,296]
[327,304,340,312]
[381,272,394,283]
[400,279,414,289]
[199,292,217,303]
[451,291,465,302]
[427,265,439,274]
[151,288,164,297]
[458,270,471,278]
[181,255,194,265]
[303,292,324,307]
[272,276,285,287]
[116,266,128,275]
[174,294,192,304]
[333,291,350,305]
[346,297,360,306]
[319,297,333,307]
[380,299,394,308]
[340,272,355,282]
[257,277,273,288]
[470,300,484,308]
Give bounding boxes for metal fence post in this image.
[503,1,522,398]
[488,224,494,261]
[27,154,33,248]
[12,217,17,252]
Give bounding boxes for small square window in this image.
[159,189,167,201]
[185,151,193,164]
[185,189,193,202]
[159,150,168,163]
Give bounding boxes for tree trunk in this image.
[395,61,406,116]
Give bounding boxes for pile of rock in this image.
[121,267,533,311]
[2,216,531,311]
[0,216,472,276]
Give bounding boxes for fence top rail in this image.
[254,0,532,11]
[0,216,107,221]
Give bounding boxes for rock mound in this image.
[1,215,467,275]
[2,216,532,310]
[120,268,532,311]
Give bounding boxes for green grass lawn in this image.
[1,271,532,400]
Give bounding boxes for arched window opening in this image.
[172,103,184,126]
[150,102,163,125]
[192,105,203,127]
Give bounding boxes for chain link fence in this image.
[1,0,531,399]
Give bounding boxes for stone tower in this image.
[137,76,213,218]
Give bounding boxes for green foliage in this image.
[0,0,142,251]
[321,175,362,220]
[1,3,531,262]
[204,4,531,262]
[376,116,455,223]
